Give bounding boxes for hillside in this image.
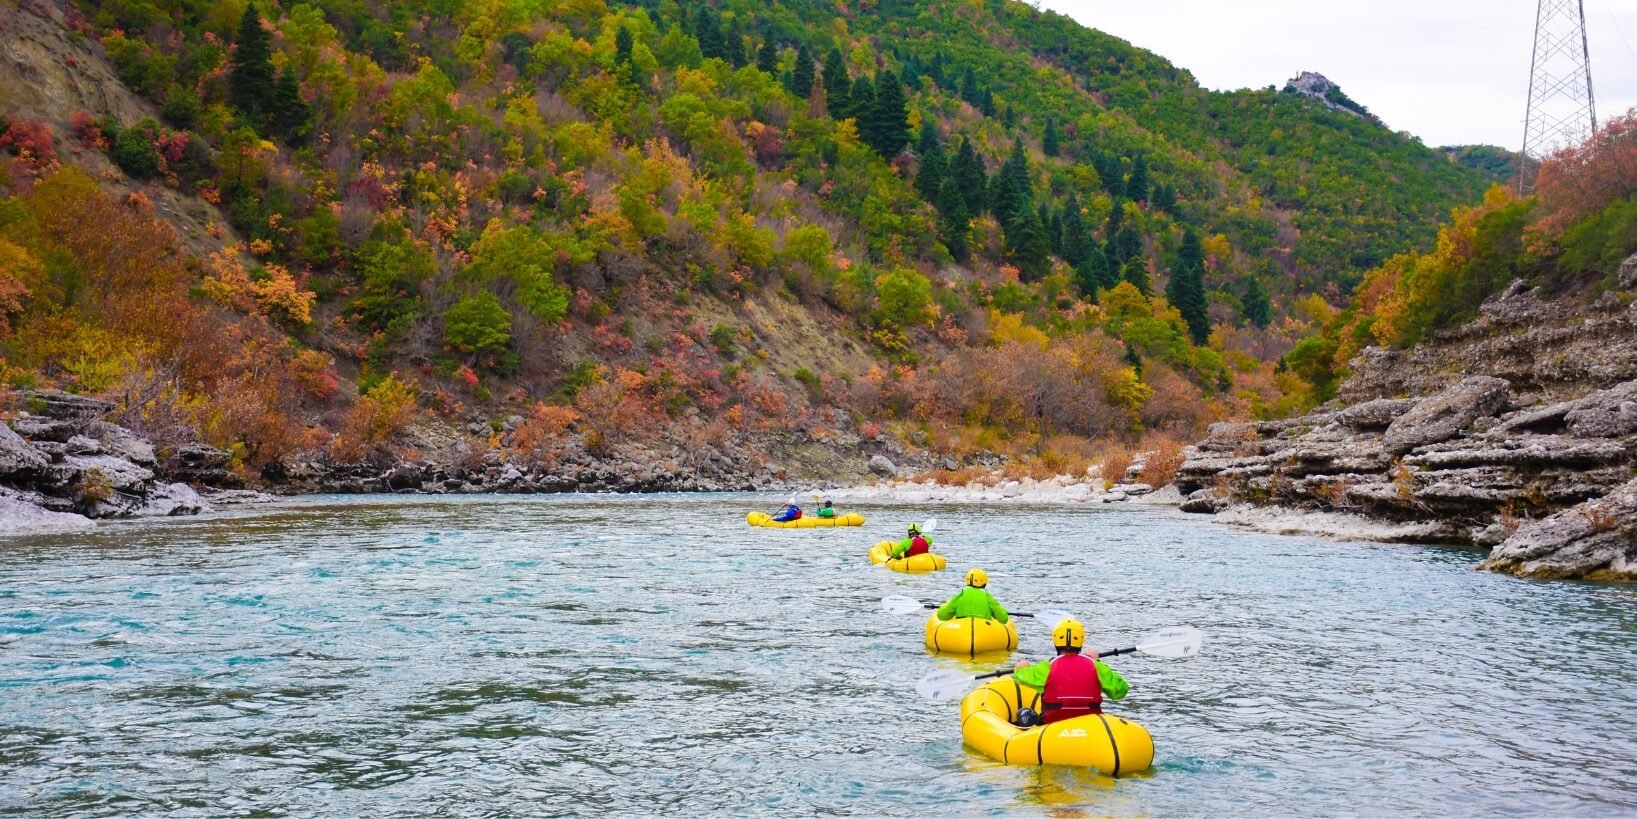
[1176,113,1637,580]
[0,0,1497,502]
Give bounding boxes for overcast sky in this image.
[1035,0,1637,148]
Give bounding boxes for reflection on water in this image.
[1,493,1634,816]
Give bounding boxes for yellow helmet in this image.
[1052,619,1085,650]
[907,524,921,535]
[964,568,988,588]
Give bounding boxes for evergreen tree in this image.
[1105,197,1124,243]
[1151,183,1176,212]
[1114,225,1142,264]
[1042,117,1059,157]
[1242,276,1272,328]
[913,122,946,201]
[615,28,634,65]
[928,53,946,87]
[936,178,970,261]
[1121,257,1151,294]
[790,45,814,97]
[990,173,1023,228]
[1074,246,1113,297]
[822,49,850,119]
[229,4,275,121]
[977,87,995,116]
[952,138,988,215]
[1048,210,1064,257]
[1005,209,1053,282]
[864,70,910,157]
[1124,340,1144,376]
[1061,193,1089,267]
[695,8,723,60]
[1127,153,1150,203]
[845,74,874,124]
[961,67,979,105]
[901,57,921,88]
[756,38,777,74]
[270,66,310,138]
[723,18,745,66]
[1166,229,1210,345]
[1001,103,1015,128]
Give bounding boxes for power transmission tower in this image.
[1520,0,1597,193]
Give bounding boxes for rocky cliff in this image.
[1175,253,1637,581]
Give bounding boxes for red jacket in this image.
[1042,653,1102,724]
[905,535,929,556]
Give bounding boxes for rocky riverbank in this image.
[0,388,935,533]
[1175,253,1637,581]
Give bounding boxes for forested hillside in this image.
[0,0,1496,486]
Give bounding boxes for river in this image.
[1,494,1634,816]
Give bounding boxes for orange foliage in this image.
[326,374,417,463]
[1533,109,1637,235]
[510,401,580,462]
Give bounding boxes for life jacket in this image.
[905,535,929,556]
[1041,653,1102,724]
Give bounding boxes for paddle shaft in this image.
[916,602,1056,619]
[969,646,1136,682]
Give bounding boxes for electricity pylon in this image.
[1520,0,1597,193]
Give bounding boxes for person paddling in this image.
[1012,619,1129,726]
[816,500,837,519]
[888,523,932,559]
[771,502,803,523]
[935,568,1008,623]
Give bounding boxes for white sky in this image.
[1036,0,1637,148]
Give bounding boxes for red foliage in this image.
[0,118,57,168]
[1534,109,1637,235]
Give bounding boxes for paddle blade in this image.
[1134,626,1203,658]
[916,668,976,701]
[1031,609,1075,627]
[920,517,938,533]
[881,595,928,615]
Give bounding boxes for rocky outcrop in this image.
[1,390,219,527]
[1177,254,1637,581]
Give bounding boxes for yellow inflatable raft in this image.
[925,614,1018,656]
[746,511,865,528]
[959,678,1154,774]
[868,541,948,573]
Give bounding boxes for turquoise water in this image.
[1,494,1634,816]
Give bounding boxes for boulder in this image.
[165,443,243,488]
[1381,376,1511,455]
[1480,478,1637,580]
[15,389,114,420]
[65,434,102,455]
[138,482,209,517]
[88,421,156,466]
[1562,380,1637,439]
[11,416,75,443]
[0,423,49,478]
[1334,398,1417,431]
[1619,252,1637,291]
[868,455,897,478]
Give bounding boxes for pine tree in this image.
[1074,246,1112,298]
[790,45,814,97]
[1048,210,1064,257]
[1061,193,1089,267]
[1121,257,1151,294]
[1114,225,1142,264]
[961,67,979,105]
[936,178,970,261]
[1001,103,1015,128]
[1242,276,1272,328]
[991,141,1030,225]
[822,49,850,117]
[1166,229,1210,345]
[928,53,945,87]
[1124,340,1144,375]
[270,66,310,139]
[845,74,874,124]
[695,8,723,60]
[914,122,946,201]
[1042,117,1059,157]
[1127,153,1150,203]
[1151,183,1176,212]
[756,38,777,74]
[723,18,745,67]
[615,28,634,65]
[864,70,910,157]
[229,4,275,122]
[1005,210,1052,282]
[952,138,988,215]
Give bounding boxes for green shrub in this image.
[443,291,512,356]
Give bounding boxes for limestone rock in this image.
[1382,376,1510,455]
[1620,252,1637,291]
[1480,478,1637,580]
[1334,398,1417,431]
[0,423,49,479]
[868,455,897,478]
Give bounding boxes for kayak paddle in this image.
[914,626,1204,702]
[880,595,1073,624]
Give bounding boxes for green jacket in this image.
[1014,656,1129,701]
[936,587,1008,623]
[888,534,934,558]
[816,507,836,518]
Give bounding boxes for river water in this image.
[1,494,1634,816]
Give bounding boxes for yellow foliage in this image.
[1102,366,1152,412]
[986,310,1049,350]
